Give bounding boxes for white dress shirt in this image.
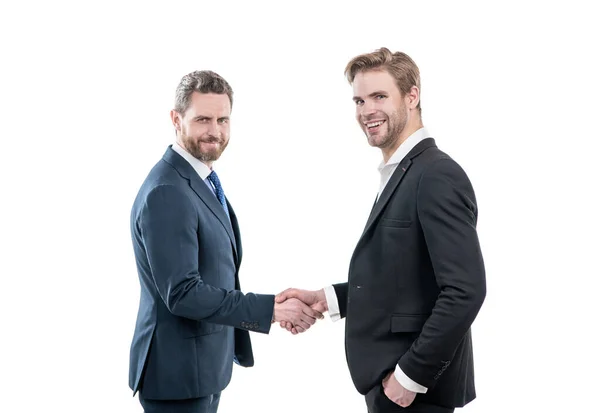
[324,127,430,393]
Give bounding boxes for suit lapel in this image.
[360,159,412,238]
[359,138,437,239]
[162,147,238,258]
[227,199,243,268]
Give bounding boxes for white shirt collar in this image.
[171,142,212,180]
[378,127,430,171]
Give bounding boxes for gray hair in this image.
[174,70,233,114]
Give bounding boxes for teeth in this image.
[367,121,384,128]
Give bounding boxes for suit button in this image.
[253,323,259,329]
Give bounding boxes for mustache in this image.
[200,136,222,144]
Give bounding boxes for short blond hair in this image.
[345,47,421,113]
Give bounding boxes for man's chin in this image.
[367,136,386,148]
[189,149,221,163]
[200,153,221,162]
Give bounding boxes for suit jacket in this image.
[333,138,486,408]
[128,146,275,400]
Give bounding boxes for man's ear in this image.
[406,85,420,110]
[170,109,181,131]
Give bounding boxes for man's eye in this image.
[375,95,386,100]
[355,100,364,106]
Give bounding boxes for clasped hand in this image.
[273,288,328,334]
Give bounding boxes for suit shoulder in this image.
[417,147,471,181]
[132,160,189,212]
[414,147,477,207]
[418,146,454,165]
[139,159,188,191]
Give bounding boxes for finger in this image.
[302,305,324,320]
[298,304,319,323]
[280,321,286,328]
[291,327,299,335]
[282,321,292,331]
[296,320,311,331]
[300,313,317,326]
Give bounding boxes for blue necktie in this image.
[208,170,229,217]
[208,171,234,363]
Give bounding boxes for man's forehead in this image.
[352,70,396,95]
[190,91,230,106]
[187,92,231,115]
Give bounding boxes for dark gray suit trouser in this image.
[139,392,221,413]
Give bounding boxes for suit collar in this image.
[171,142,212,180]
[405,137,436,160]
[378,127,430,171]
[162,145,197,180]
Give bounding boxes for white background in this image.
[1,1,599,412]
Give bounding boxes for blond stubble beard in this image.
[365,108,408,151]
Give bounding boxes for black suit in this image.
[333,138,486,412]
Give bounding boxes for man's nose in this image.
[360,100,377,117]
[207,120,220,136]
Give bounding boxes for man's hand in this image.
[275,288,328,334]
[273,297,323,333]
[382,371,416,408]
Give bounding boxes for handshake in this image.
[272,288,327,334]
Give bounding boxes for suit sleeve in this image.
[332,282,349,319]
[139,184,274,333]
[398,159,486,387]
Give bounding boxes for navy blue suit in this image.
[129,146,275,403]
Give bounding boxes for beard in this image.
[180,130,229,163]
[363,107,408,150]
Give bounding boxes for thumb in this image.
[275,288,296,303]
[311,301,327,315]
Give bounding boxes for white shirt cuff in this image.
[323,285,341,322]
[394,365,428,393]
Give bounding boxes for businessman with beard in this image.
[129,70,323,413]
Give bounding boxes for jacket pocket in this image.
[181,320,224,338]
[390,314,428,332]
[380,218,412,228]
